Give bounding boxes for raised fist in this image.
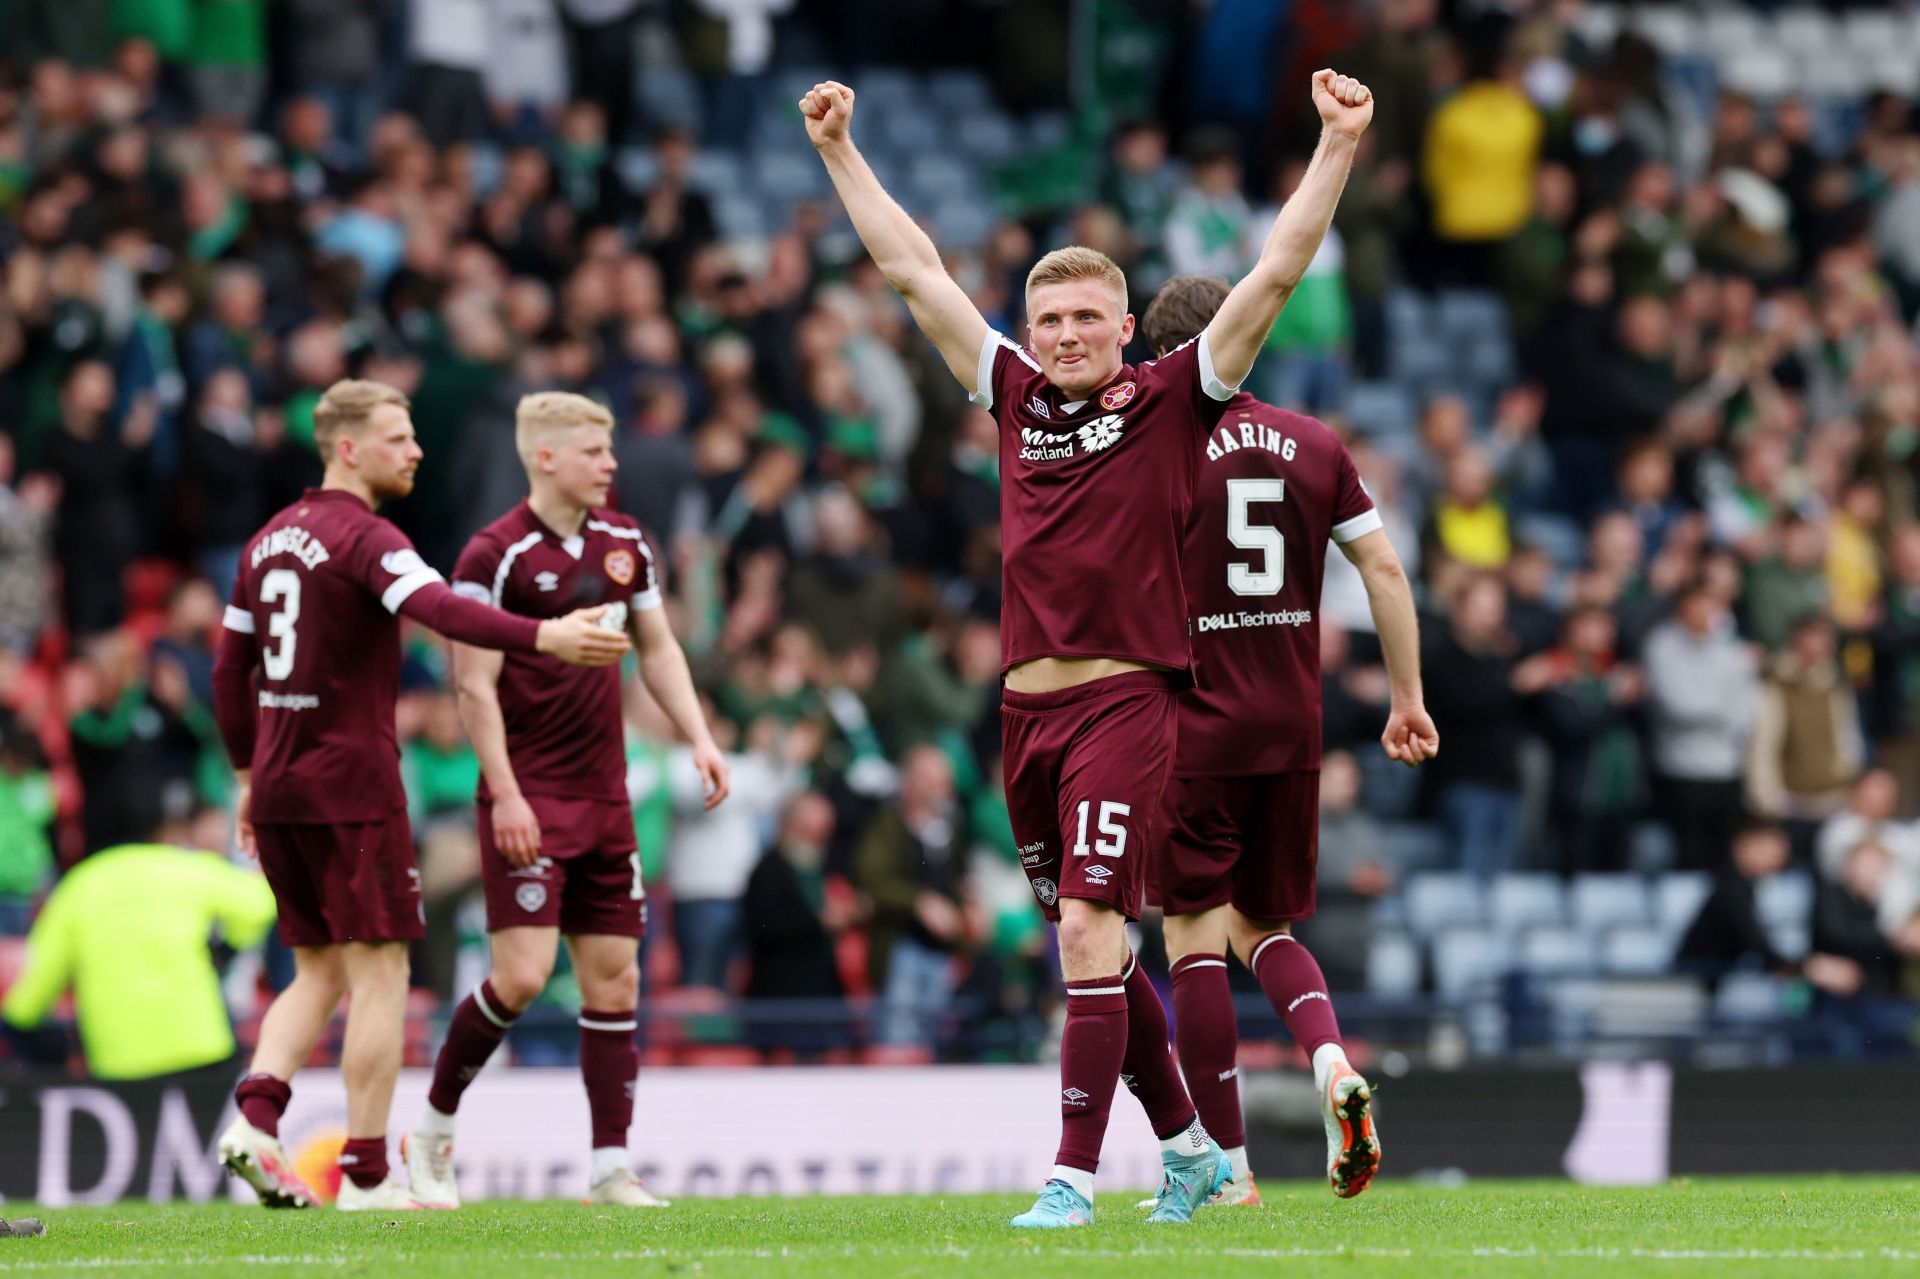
[799,80,856,149]
[1312,69,1374,140]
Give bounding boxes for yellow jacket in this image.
[1424,82,1543,242]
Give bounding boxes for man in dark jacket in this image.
[743,792,849,1056]
[853,745,968,1047]
[1423,574,1526,877]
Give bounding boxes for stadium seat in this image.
[1518,925,1597,978]
[1655,871,1713,941]
[1571,4,1623,50]
[1772,8,1839,56]
[614,148,659,195]
[1366,930,1422,998]
[1402,871,1486,939]
[1765,921,1812,963]
[689,151,747,196]
[927,69,995,116]
[934,202,996,252]
[1719,47,1794,99]
[1714,970,1786,1022]
[1342,381,1415,437]
[1570,874,1653,936]
[1630,6,1702,56]
[1512,513,1586,568]
[1701,8,1766,61]
[1755,872,1813,932]
[1435,290,1508,344]
[1601,924,1673,977]
[1491,873,1567,934]
[1629,823,1678,874]
[1378,821,1448,870]
[908,155,978,205]
[954,114,1023,163]
[1431,928,1510,1001]
[751,149,829,203]
[877,107,947,155]
[712,194,767,241]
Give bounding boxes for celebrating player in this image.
[212,381,630,1211]
[402,392,730,1209]
[803,68,1375,1227]
[1139,276,1436,1206]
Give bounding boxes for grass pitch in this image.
[1,1178,1915,1278]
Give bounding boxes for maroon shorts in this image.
[479,794,645,937]
[1001,671,1180,922]
[1153,771,1320,921]
[254,816,423,946]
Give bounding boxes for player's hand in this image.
[1382,703,1438,768]
[234,778,256,860]
[492,793,542,868]
[799,80,855,149]
[693,740,731,810]
[537,607,631,667]
[1311,69,1374,140]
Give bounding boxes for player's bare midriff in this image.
[1004,655,1167,694]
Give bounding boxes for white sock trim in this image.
[1066,985,1125,997]
[591,1147,630,1186]
[472,985,512,1030]
[1248,931,1296,972]
[1177,958,1229,971]
[416,1104,456,1138]
[1049,1163,1095,1203]
[579,1016,639,1032]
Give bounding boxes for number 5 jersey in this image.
[1177,396,1379,777]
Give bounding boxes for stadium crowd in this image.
[1,0,1919,1073]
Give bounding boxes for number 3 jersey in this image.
[451,502,662,806]
[224,488,449,823]
[970,329,1238,677]
[1177,396,1379,777]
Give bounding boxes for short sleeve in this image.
[966,330,1043,412]
[349,520,444,614]
[1329,445,1383,544]
[451,533,504,607]
[1143,334,1238,436]
[631,529,664,612]
[223,558,256,635]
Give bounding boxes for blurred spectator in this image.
[1294,751,1389,990]
[1747,615,1864,847]
[66,631,212,852]
[855,745,968,1047]
[1424,445,1510,572]
[46,360,144,636]
[1678,819,1862,1000]
[743,791,849,1053]
[635,127,717,299]
[0,438,56,655]
[1165,129,1252,281]
[1745,519,1831,654]
[1517,606,1646,875]
[284,1,382,156]
[1646,580,1760,870]
[1423,574,1525,877]
[406,0,491,145]
[1,804,275,1079]
[1814,839,1906,999]
[560,0,643,151]
[1255,157,1350,415]
[187,0,268,127]
[1816,771,1920,884]
[787,488,901,658]
[661,706,805,991]
[150,578,222,708]
[0,720,57,934]
[1420,23,1540,288]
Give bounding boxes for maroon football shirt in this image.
[1176,395,1379,776]
[971,331,1238,675]
[223,488,451,822]
[451,502,661,806]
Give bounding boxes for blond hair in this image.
[313,380,409,458]
[1024,246,1128,311]
[515,390,614,467]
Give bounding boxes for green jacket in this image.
[0,768,56,898]
[3,845,276,1079]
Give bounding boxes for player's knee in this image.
[587,961,640,1010]
[490,959,554,1011]
[1228,912,1289,964]
[1056,900,1125,976]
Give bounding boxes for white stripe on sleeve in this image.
[222,605,256,634]
[381,568,444,614]
[1331,508,1385,544]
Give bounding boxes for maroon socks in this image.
[426,979,519,1116]
[339,1137,389,1189]
[1054,974,1129,1173]
[579,1008,640,1152]
[1169,952,1246,1150]
[235,1073,291,1138]
[1118,954,1200,1140]
[1249,932,1342,1062]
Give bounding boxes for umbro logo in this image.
[1085,864,1114,881]
[535,571,560,592]
[1062,1087,1090,1106]
[1028,396,1050,419]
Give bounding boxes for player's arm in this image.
[632,604,731,810]
[451,641,543,868]
[1336,527,1437,767]
[1204,70,1373,391]
[0,882,73,1031]
[801,80,990,392]
[212,598,261,856]
[400,581,630,667]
